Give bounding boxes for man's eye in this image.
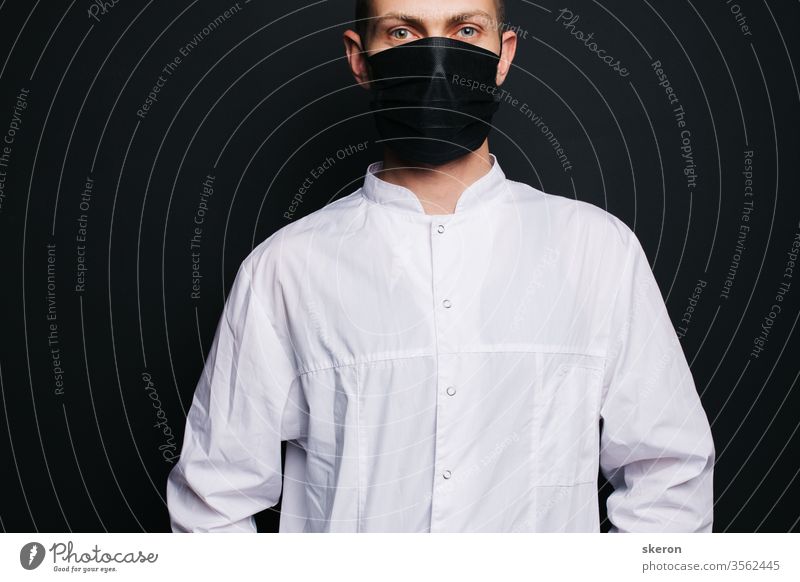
[390,28,410,40]
[458,26,477,38]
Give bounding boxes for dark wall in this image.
[0,0,798,532]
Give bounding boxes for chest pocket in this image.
[532,361,604,486]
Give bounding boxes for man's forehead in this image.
[369,0,498,22]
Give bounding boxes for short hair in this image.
[354,0,506,45]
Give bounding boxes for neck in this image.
[375,141,494,215]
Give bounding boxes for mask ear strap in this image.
[357,41,373,81]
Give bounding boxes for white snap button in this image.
[437,224,445,234]
[442,299,452,308]
[442,470,452,479]
[446,386,456,396]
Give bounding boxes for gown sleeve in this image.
[166,255,304,532]
[599,226,715,533]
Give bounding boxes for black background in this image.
[0,0,798,533]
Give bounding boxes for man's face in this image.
[363,0,503,56]
[344,0,516,98]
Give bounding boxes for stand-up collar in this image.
[360,153,508,215]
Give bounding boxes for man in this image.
[166,0,715,533]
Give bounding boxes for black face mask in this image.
[365,36,502,166]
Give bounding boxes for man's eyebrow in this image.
[446,10,496,25]
[371,11,425,27]
[371,10,496,28]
